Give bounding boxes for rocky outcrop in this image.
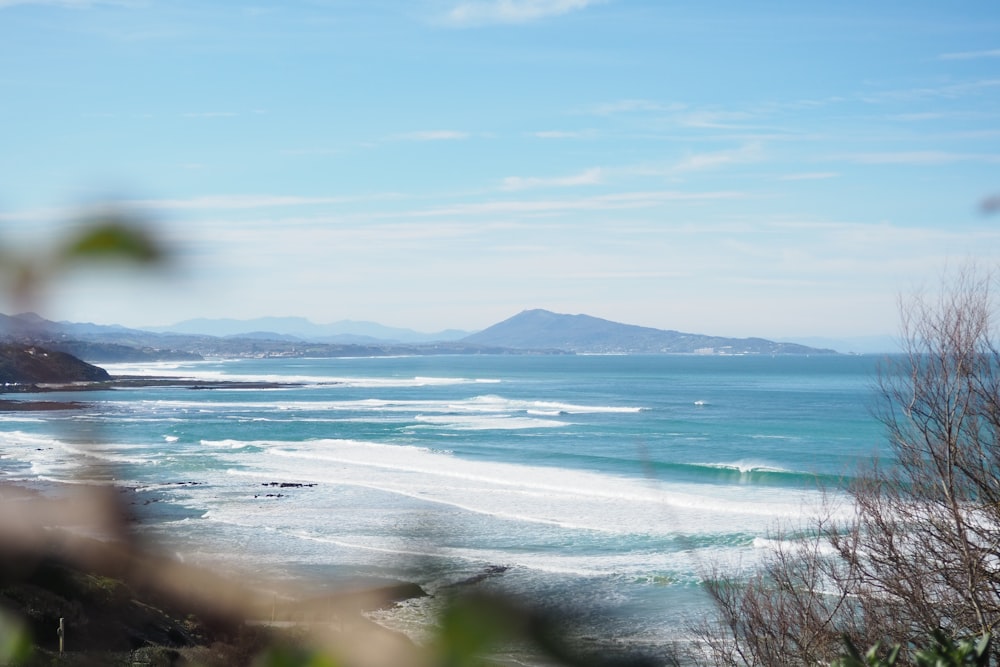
[0,344,110,387]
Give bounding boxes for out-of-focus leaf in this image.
[913,630,991,667]
[831,636,900,667]
[434,594,526,667]
[0,610,33,664]
[58,217,164,265]
[252,644,343,667]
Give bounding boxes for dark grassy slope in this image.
[0,344,110,385]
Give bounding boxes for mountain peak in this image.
[463,309,833,355]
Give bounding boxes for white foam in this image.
[696,460,793,474]
[410,414,568,430]
[99,360,205,375]
[197,437,827,538]
[102,363,502,388]
[60,443,157,467]
[117,396,634,430]
[200,439,255,449]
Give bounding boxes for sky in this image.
[1,0,999,340]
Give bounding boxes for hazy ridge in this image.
[0,310,898,362]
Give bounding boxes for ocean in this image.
[0,353,887,662]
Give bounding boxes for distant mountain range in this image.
[146,316,469,344]
[0,310,896,363]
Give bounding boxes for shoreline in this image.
[0,375,305,412]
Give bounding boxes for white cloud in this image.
[938,48,1000,61]
[443,0,598,27]
[501,167,603,191]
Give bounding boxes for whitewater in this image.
[0,353,886,659]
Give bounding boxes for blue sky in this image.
[2,0,999,339]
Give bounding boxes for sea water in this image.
[0,354,887,660]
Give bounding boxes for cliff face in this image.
[0,344,110,386]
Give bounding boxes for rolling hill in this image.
[461,309,835,355]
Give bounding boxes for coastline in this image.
[0,375,304,412]
[0,354,876,665]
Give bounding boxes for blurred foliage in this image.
[0,610,32,664]
[57,216,164,266]
[832,638,901,667]
[0,213,165,307]
[833,633,992,667]
[253,644,343,667]
[913,632,992,667]
[434,593,528,666]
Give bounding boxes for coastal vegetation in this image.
[691,268,1000,665]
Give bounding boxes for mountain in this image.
[151,317,469,344]
[461,309,836,355]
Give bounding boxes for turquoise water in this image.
[0,354,887,657]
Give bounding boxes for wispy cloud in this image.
[531,129,596,139]
[501,167,603,191]
[182,111,238,118]
[279,147,340,156]
[589,99,684,115]
[673,110,755,129]
[861,79,1000,103]
[125,195,370,211]
[673,143,763,173]
[411,189,743,217]
[838,151,1000,165]
[0,0,138,7]
[938,48,1000,61]
[587,100,763,132]
[442,0,599,27]
[391,130,471,141]
[779,172,838,181]
[888,111,997,122]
